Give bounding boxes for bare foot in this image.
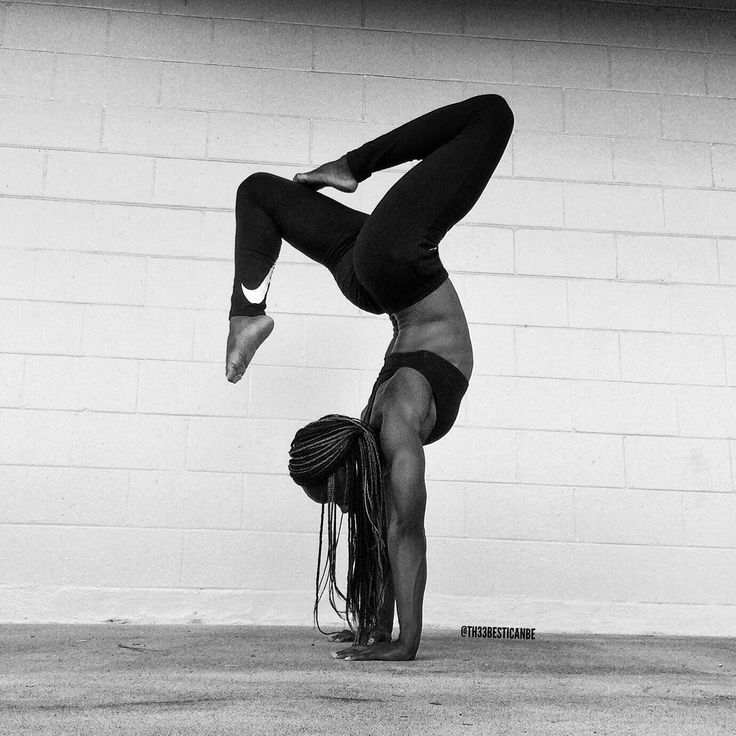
[225,315,274,383]
[293,155,358,193]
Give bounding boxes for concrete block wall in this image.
[1,0,735,634]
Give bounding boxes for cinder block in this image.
[625,435,732,492]
[138,359,250,416]
[363,77,464,123]
[412,35,513,84]
[517,326,620,380]
[243,473,321,534]
[180,529,315,590]
[517,430,626,487]
[314,27,417,77]
[109,11,212,62]
[94,203,204,258]
[82,304,194,359]
[727,337,736,386]
[268,263,360,317]
[160,0,260,18]
[706,10,736,54]
[655,6,710,53]
[610,48,706,95]
[364,0,461,32]
[4,3,107,54]
[0,98,101,149]
[441,226,515,275]
[666,189,736,237]
[719,239,736,285]
[424,427,516,482]
[0,408,79,466]
[514,41,608,88]
[213,19,312,69]
[144,257,230,310]
[614,138,711,187]
[470,179,565,228]
[45,151,155,204]
[160,62,262,112]
[512,132,613,182]
[564,90,661,138]
[712,145,736,188]
[670,284,736,335]
[24,355,138,411]
[560,1,657,47]
[466,376,572,430]
[207,112,310,163]
[262,70,362,120]
[564,183,664,232]
[187,416,302,473]
[682,491,736,547]
[0,300,84,355]
[516,229,617,279]
[617,234,719,284]
[0,526,68,585]
[0,147,44,197]
[249,365,362,420]
[263,0,361,26]
[103,106,208,157]
[0,355,24,407]
[422,480,465,538]
[201,211,237,261]
[0,466,128,525]
[128,470,243,529]
[568,280,670,331]
[463,483,576,542]
[465,0,561,41]
[573,488,684,545]
[662,96,736,145]
[153,158,253,209]
[467,323,515,376]
[462,273,568,327]
[677,385,736,439]
[304,315,390,370]
[466,82,564,133]
[35,250,146,305]
[0,49,54,97]
[571,380,678,435]
[0,249,35,300]
[55,55,161,106]
[193,310,306,367]
[0,198,94,253]
[59,527,183,587]
[707,54,736,97]
[621,332,725,385]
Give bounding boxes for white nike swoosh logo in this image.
[241,266,274,303]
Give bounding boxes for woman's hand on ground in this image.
[332,641,415,661]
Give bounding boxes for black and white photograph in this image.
[1,0,735,733]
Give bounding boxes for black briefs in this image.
[365,350,469,445]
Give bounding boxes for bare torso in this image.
[362,276,473,443]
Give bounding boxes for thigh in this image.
[353,98,512,313]
[239,172,369,268]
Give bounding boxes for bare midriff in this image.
[390,276,473,382]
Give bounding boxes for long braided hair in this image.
[288,414,389,645]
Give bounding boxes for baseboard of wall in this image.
[1,587,734,636]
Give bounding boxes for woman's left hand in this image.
[332,641,415,661]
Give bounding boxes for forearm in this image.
[387,521,426,655]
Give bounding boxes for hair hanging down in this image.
[288,414,389,645]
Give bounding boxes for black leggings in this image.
[229,94,514,319]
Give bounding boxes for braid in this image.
[289,414,389,645]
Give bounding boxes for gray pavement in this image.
[0,624,734,735]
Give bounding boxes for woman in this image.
[226,95,514,660]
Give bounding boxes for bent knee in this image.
[472,93,514,136]
[236,171,279,204]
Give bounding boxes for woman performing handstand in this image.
[225,95,513,661]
